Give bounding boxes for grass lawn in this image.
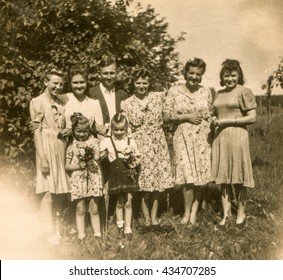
[52,111,283,260]
[1,111,282,260]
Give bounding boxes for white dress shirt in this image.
[100,83,116,123]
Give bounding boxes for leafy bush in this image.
[0,0,184,178]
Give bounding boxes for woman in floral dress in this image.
[121,68,173,226]
[163,58,212,227]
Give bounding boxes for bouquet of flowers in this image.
[121,146,137,169]
[78,146,98,174]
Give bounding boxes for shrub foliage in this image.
[0,0,184,176]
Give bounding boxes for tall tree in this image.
[261,58,283,123]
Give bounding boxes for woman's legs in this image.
[141,191,160,226]
[235,184,247,224]
[189,186,201,225]
[124,193,133,233]
[151,191,160,225]
[89,197,101,237]
[219,184,232,225]
[141,192,151,226]
[76,199,87,240]
[181,184,194,224]
[181,184,201,225]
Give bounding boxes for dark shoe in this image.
[236,217,246,229]
[137,225,151,234]
[117,227,124,238]
[150,224,161,231]
[187,223,198,230]
[124,233,133,241]
[217,217,229,230]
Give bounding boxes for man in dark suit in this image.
[88,55,128,133]
[88,55,128,230]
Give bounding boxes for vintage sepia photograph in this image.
[0,0,283,262]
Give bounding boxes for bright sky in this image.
[130,0,283,95]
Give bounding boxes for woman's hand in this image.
[187,113,202,125]
[211,116,218,126]
[40,157,50,174]
[95,124,109,136]
[212,118,231,127]
[79,161,86,169]
[29,121,41,133]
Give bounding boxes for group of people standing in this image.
[29,55,257,246]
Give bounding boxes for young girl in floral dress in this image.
[65,113,104,241]
[100,114,140,240]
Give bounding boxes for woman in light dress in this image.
[64,66,104,135]
[29,68,69,246]
[211,59,256,228]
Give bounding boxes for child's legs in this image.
[40,192,53,235]
[124,193,133,233]
[76,199,87,239]
[150,191,160,225]
[141,192,151,225]
[115,194,124,228]
[89,197,101,237]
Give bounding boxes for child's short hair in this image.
[70,113,90,131]
[111,113,128,129]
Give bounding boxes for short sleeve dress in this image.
[164,84,212,186]
[29,90,69,194]
[211,85,257,188]
[66,136,104,201]
[121,92,173,192]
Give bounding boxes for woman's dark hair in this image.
[128,67,151,93]
[67,65,89,92]
[111,113,128,129]
[182,58,206,79]
[220,59,245,86]
[131,67,150,82]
